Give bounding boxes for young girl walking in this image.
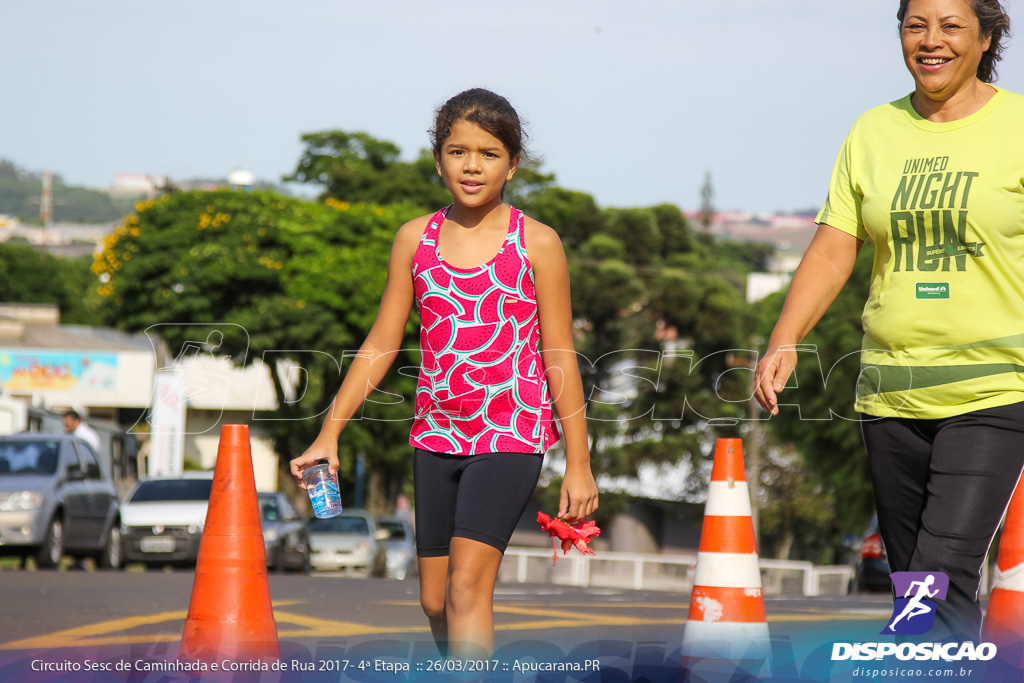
[290,88,599,658]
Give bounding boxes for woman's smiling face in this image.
[901,0,992,101]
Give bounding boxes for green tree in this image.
[713,240,774,274]
[757,442,842,563]
[619,265,753,486]
[540,200,756,513]
[0,244,98,322]
[53,184,130,224]
[757,243,876,541]
[504,166,556,210]
[602,208,661,266]
[285,131,450,209]
[650,203,695,257]
[0,160,131,224]
[0,176,39,221]
[95,190,425,513]
[698,171,715,239]
[0,159,19,179]
[519,186,603,251]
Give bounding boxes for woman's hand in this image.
[753,344,798,416]
[559,464,599,522]
[289,435,339,489]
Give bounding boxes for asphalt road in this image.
[0,568,900,681]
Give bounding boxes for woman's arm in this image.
[526,217,599,521]
[290,216,426,486]
[754,224,864,415]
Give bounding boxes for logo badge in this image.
[916,283,950,300]
[882,571,949,635]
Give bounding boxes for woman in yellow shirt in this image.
[755,0,1024,643]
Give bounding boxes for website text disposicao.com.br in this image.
[837,641,996,679]
[851,666,978,678]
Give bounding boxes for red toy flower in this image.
[537,512,601,566]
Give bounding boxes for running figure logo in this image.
[882,571,950,635]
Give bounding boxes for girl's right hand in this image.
[290,436,339,490]
[753,344,798,416]
[559,464,599,522]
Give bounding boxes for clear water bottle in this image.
[303,460,343,518]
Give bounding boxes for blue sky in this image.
[2,1,1022,214]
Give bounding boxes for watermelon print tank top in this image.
[409,206,561,455]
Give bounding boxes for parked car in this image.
[259,492,311,573]
[375,516,416,580]
[120,472,213,568]
[849,514,890,593]
[0,434,122,569]
[308,509,386,576]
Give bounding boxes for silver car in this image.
[375,516,416,580]
[259,492,311,573]
[308,510,385,576]
[0,434,122,569]
[120,473,213,568]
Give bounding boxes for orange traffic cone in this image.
[982,475,1024,664]
[180,424,279,662]
[682,438,769,674]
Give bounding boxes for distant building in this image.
[227,169,256,191]
[679,209,812,301]
[0,303,282,491]
[747,272,792,303]
[683,209,817,256]
[110,173,167,198]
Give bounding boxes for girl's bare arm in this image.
[290,216,426,484]
[527,217,599,521]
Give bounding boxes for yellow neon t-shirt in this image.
[817,87,1024,419]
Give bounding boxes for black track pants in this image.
[862,400,1024,643]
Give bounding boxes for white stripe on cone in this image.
[681,621,770,661]
[693,552,762,588]
[705,481,752,516]
[992,563,1024,591]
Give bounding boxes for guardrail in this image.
[500,547,855,597]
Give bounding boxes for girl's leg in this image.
[445,537,504,659]
[412,449,461,654]
[446,451,543,658]
[418,556,450,655]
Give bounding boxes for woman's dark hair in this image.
[897,0,1011,83]
[430,88,526,159]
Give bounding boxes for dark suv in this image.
[0,434,122,569]
[850,515,890,593]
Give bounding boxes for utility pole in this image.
[699,171,714,233]
[748,365,762,548]
[40,169,53,227]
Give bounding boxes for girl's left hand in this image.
[559,466,599,522]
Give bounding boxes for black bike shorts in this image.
[413,448,543,557]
